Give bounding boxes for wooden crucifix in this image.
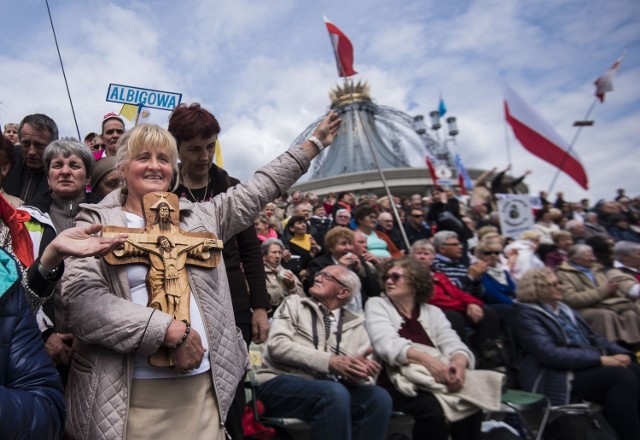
[102,191,224,367]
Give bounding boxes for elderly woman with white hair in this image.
[556,244,640,346]
[262,237,305,313]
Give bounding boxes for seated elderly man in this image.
[557,244,640,346]
[431,230,486,298]
[608,241,640,301]
[306,227,381,312]
[255,265,392,439]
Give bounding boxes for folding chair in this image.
[499,389,552,440]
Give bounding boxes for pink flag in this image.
[504,85,589,190]
[323,17,357,77]
[594,50,626,102]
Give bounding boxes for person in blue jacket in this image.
[513,267,640,440]
[0,247,65,440]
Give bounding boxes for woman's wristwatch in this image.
[37,262,62,282]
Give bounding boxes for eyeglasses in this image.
[316,271,348,288]
[382,272,405,283]
[104,128,125,136]
[483,251,501,256]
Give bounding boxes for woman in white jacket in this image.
[365,258,482,440]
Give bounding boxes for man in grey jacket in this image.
[255,265,392,439]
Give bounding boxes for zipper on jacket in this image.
[188,270,227,425]
[222,423,231,439]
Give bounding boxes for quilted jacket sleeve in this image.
[195,146,311,244]
[0,283,65,440]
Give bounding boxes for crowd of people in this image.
[2,109,640,440]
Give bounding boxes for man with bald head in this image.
[4,114,58,202]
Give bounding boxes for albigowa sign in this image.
[106,84,182,111]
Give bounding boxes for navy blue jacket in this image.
[0,249,65,439]
[481,271,516,305]
[513,301,631,405]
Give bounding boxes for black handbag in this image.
[543,405,618,440]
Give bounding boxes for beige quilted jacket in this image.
[62,146,311,439]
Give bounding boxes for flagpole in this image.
[546,97,597,194]
[324,17,411,250]
[503,118,513,168]
[350,100,412,251]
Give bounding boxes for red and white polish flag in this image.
[504,85,589,190]
[323,17,357,78]
[594,50,626,103]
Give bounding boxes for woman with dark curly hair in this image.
[365,259,501,440]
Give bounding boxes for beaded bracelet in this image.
[170,320,191,351]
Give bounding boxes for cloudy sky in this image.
[2,0,638,204]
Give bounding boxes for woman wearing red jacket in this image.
[410,240,504,370]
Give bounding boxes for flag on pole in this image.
[454,154,473,195]
[426,157,438,184]
[504,85,589,190]
[323,17,357,77]
[214,138,223,168]
[119,104,139,122]
[594,49,626,103]
[438,97,447,117]
[137,106,151,124]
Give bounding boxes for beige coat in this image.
[607,265,640,300]
[264,263,305,309]
[255,295,373,385]
[557,262,640,344]
[62,146,312,440]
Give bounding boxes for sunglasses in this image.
[94,143,106,150]
[441,242,462,247]
[410,214,424,218]
[382,272,405,283]
[483,251,501,256]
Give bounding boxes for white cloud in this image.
[0,0,638,205]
